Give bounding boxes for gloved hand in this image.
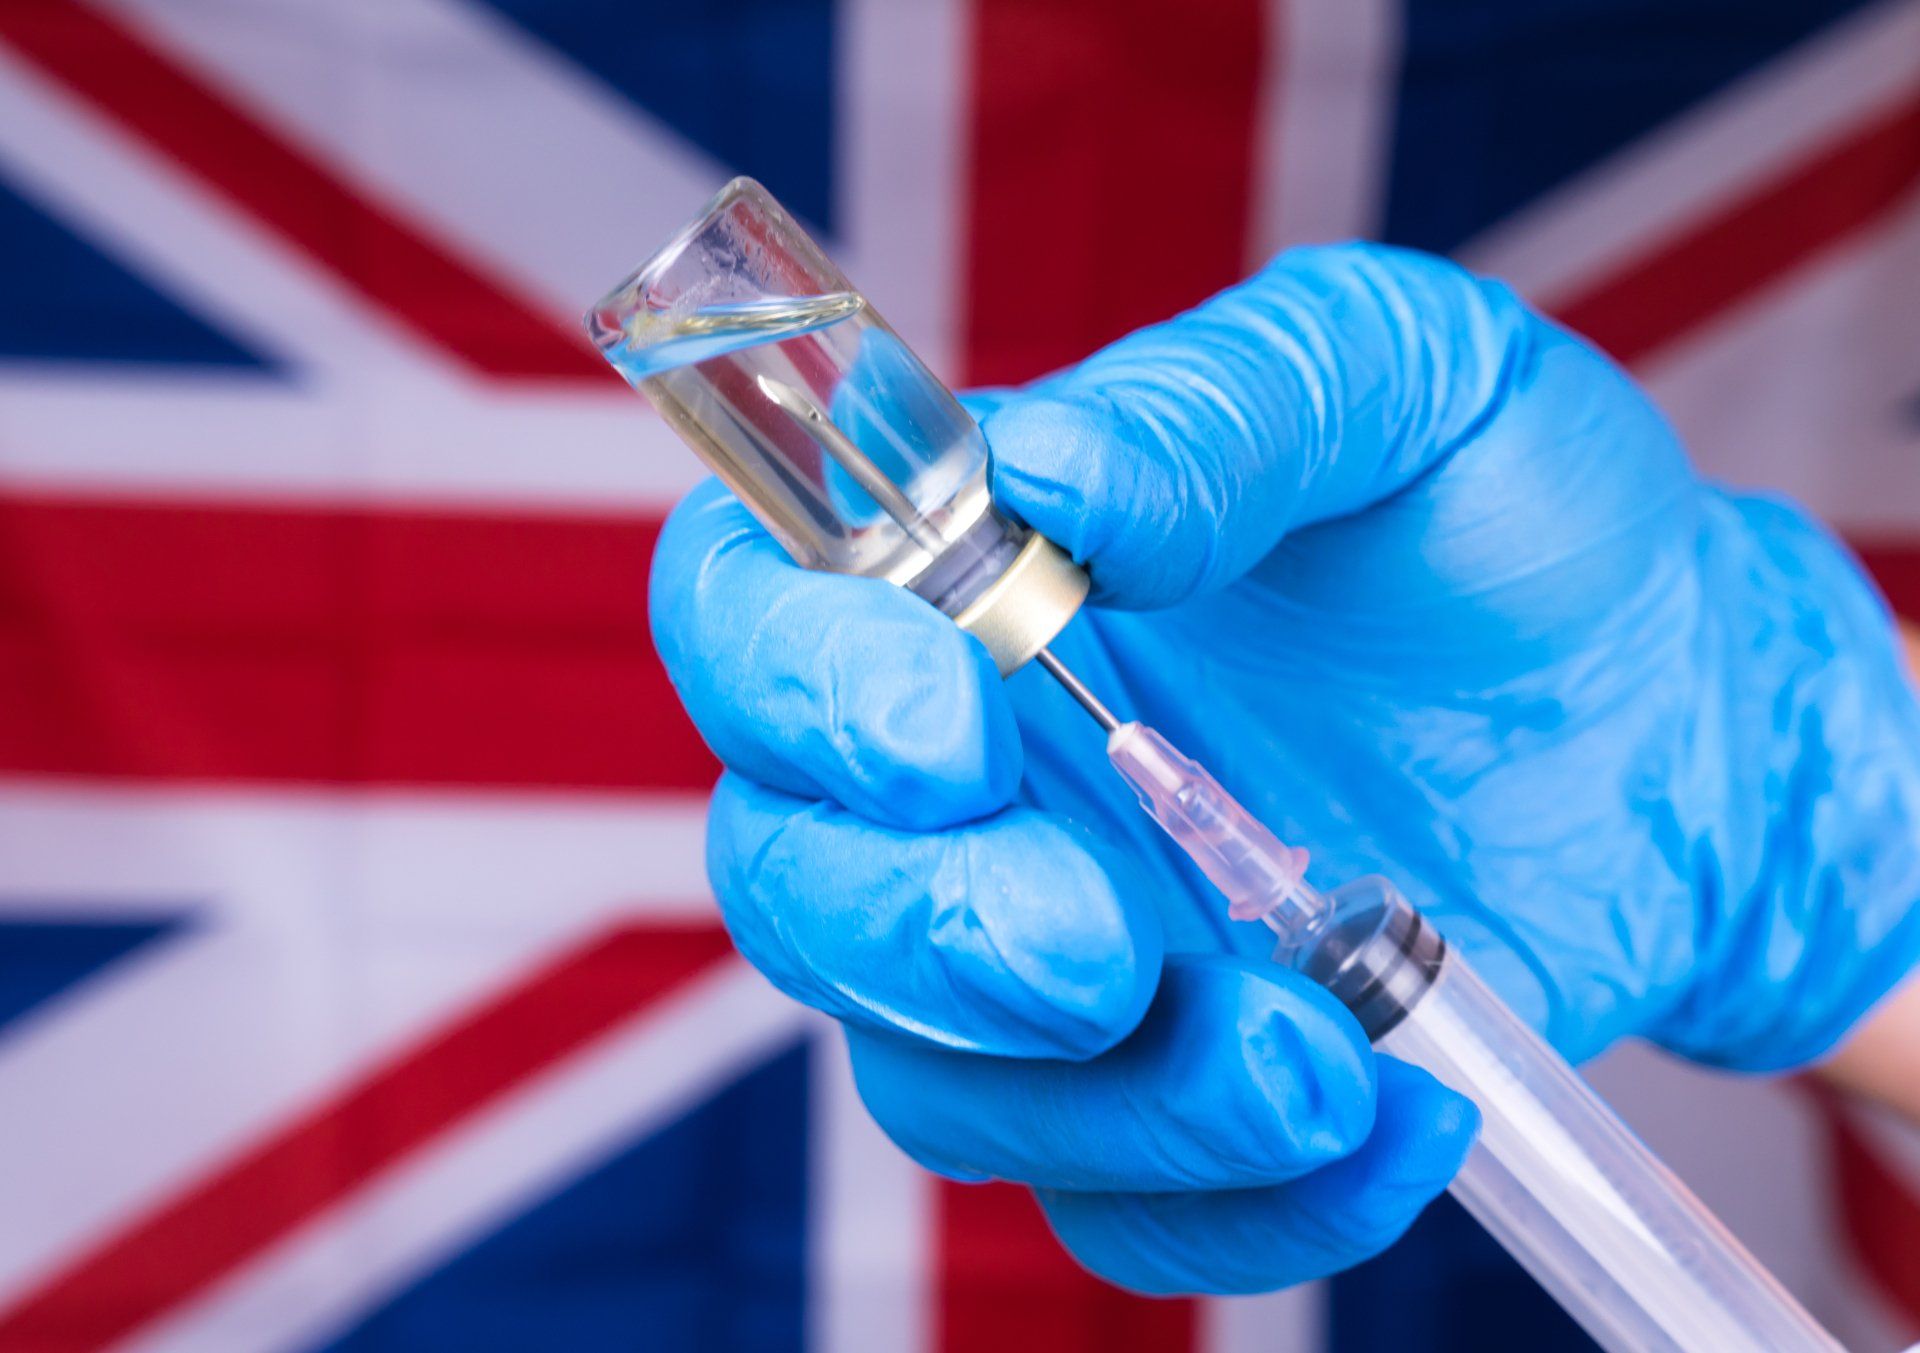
[650,243,1920,1294]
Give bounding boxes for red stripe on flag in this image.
[0,493,716,790]
[0,922,737,1352]
[0,0,605,382]
[1552,87,1920,367]
[961,0,1267,386]
[938,1180,1197,1353]
[1821,1101,1920,1332]
[1859,543,1920,624]
[936,3,1265,1344]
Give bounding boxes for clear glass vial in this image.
[586,177,1087,674]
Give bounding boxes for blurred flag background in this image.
[0,0,1917,1350]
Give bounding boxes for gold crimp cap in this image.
[953,534,1090,676]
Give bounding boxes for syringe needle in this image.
[1034,647,1119,732]
[755,374,947,555]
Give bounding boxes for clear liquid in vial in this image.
[589,289,998,584]
[589,291,866,382]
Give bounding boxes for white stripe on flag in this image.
[1250,0,1403,258]
[1457,0,1920,302]
[835,0,968,379]
[0,782,711,1306]
[94,0,971,379]
[0,38,465,387]
[0,369,704,510]
[90,0,725,325]
[811,1030,933,1353]
[117,963,811,1353]
[1641,187,1920,531]
[1201,1284,1326,1353]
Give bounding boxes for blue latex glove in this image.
[650,244,1920,1295]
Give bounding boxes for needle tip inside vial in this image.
[754,373,815,422]
[754,373,947,555]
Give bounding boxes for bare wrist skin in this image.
[1815,623,1920,1120]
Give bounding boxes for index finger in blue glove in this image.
[981,243,1533,608]
[651,479,1021,831]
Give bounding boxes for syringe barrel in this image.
[587,177,1087,673]
[1300,879,1842,1352]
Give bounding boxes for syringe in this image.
[1042,669,1842,1352]
[590,176,1846,1353]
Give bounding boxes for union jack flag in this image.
[0,1,1916,1351]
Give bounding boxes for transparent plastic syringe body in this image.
[1107,721,1843,1353]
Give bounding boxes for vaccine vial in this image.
[586,177,1087,674]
